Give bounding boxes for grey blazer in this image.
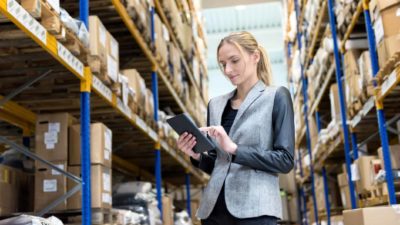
[191,80,295,219]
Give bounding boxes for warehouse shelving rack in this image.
[291,0,400,224]
[0,0,209,223]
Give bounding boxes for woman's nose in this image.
[224,63,233,74]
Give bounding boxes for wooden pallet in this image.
[379,51,400,81]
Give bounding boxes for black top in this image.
[190,86,295,175]
[221,100,238,135]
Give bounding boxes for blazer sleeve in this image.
[190,101,217,175]
[232,86,295,174]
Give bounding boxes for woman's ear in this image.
[252,50,261,64]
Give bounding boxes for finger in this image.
[182,133,193,143]
[199,127,211,132]
[178,132,188,142]
[182,137,195,152]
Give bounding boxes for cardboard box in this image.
[337,172,352,209]
[106,32,119,61]
[358,51,374,96]
[371,1,400,43]
[281,192,290,221]
[154,14,169,64]
[21,0,41,18]
[89,16,107,62]
[34,161,68,212]
[354,156,377,193]
[0,165,19,215]
[288,195,299,222]
[67,165,112,209]
[121,69,146,106]
[331,215,344,225]
[369,0,400,21]
[162,195,174,225]
[377,34,400,68]
[343,206,400,225]
[344,50,361,77]
[279,169,296,193]
[378,145,400,169]
[35,113,77,161]
[106,32,119,83]
[69,123,112,167]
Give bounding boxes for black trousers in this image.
[201,185,278,225]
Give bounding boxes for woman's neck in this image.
[234,76,259,101]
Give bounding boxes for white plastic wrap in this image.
[60,8,79,34]
[76,20,89,48]
[0,215,63,225]
[114,181,152,194]
[175,210,193,225]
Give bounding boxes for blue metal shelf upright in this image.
[361,0,397,205]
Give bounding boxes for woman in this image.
[177,31,294,225]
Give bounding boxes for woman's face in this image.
[218,42,259,86]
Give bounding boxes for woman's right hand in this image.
[177,132,200,160]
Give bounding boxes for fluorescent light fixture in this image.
[235,5,246,10]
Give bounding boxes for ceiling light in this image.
[235,5,246,11]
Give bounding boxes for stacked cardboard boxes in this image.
[121,69,147,115]
[89,16,121,95]
[337,170,352,209]
[68,123,113,209]
[34,113,77,212]
[154,14,169,66]
[344,50,363,110]
[369,0,400,68]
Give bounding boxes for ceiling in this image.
[201,2,288,98]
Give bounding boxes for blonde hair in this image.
[217,31,273,85]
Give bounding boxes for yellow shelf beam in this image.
[340,1,363,53]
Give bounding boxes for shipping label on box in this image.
[43,179,57,192]
[107,55,118,82]
[51,164,65,175]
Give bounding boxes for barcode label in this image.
[362,97,375,116]
[57,42,84,77]
[117,98,132,118]
[381,70,397,97]
[148,130,158,141]
[92,76,113,102]
[136,117,147,132]
[351,114,362,128]
[7,0,47,44]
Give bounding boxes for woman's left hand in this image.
[199,126,238,155]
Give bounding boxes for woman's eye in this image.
[232,60,239,64]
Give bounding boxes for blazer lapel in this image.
[213,89,236,126]
[230,80,266,136]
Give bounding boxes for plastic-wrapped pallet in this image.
[0,215,63,225]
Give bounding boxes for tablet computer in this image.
[166,113,216,153]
